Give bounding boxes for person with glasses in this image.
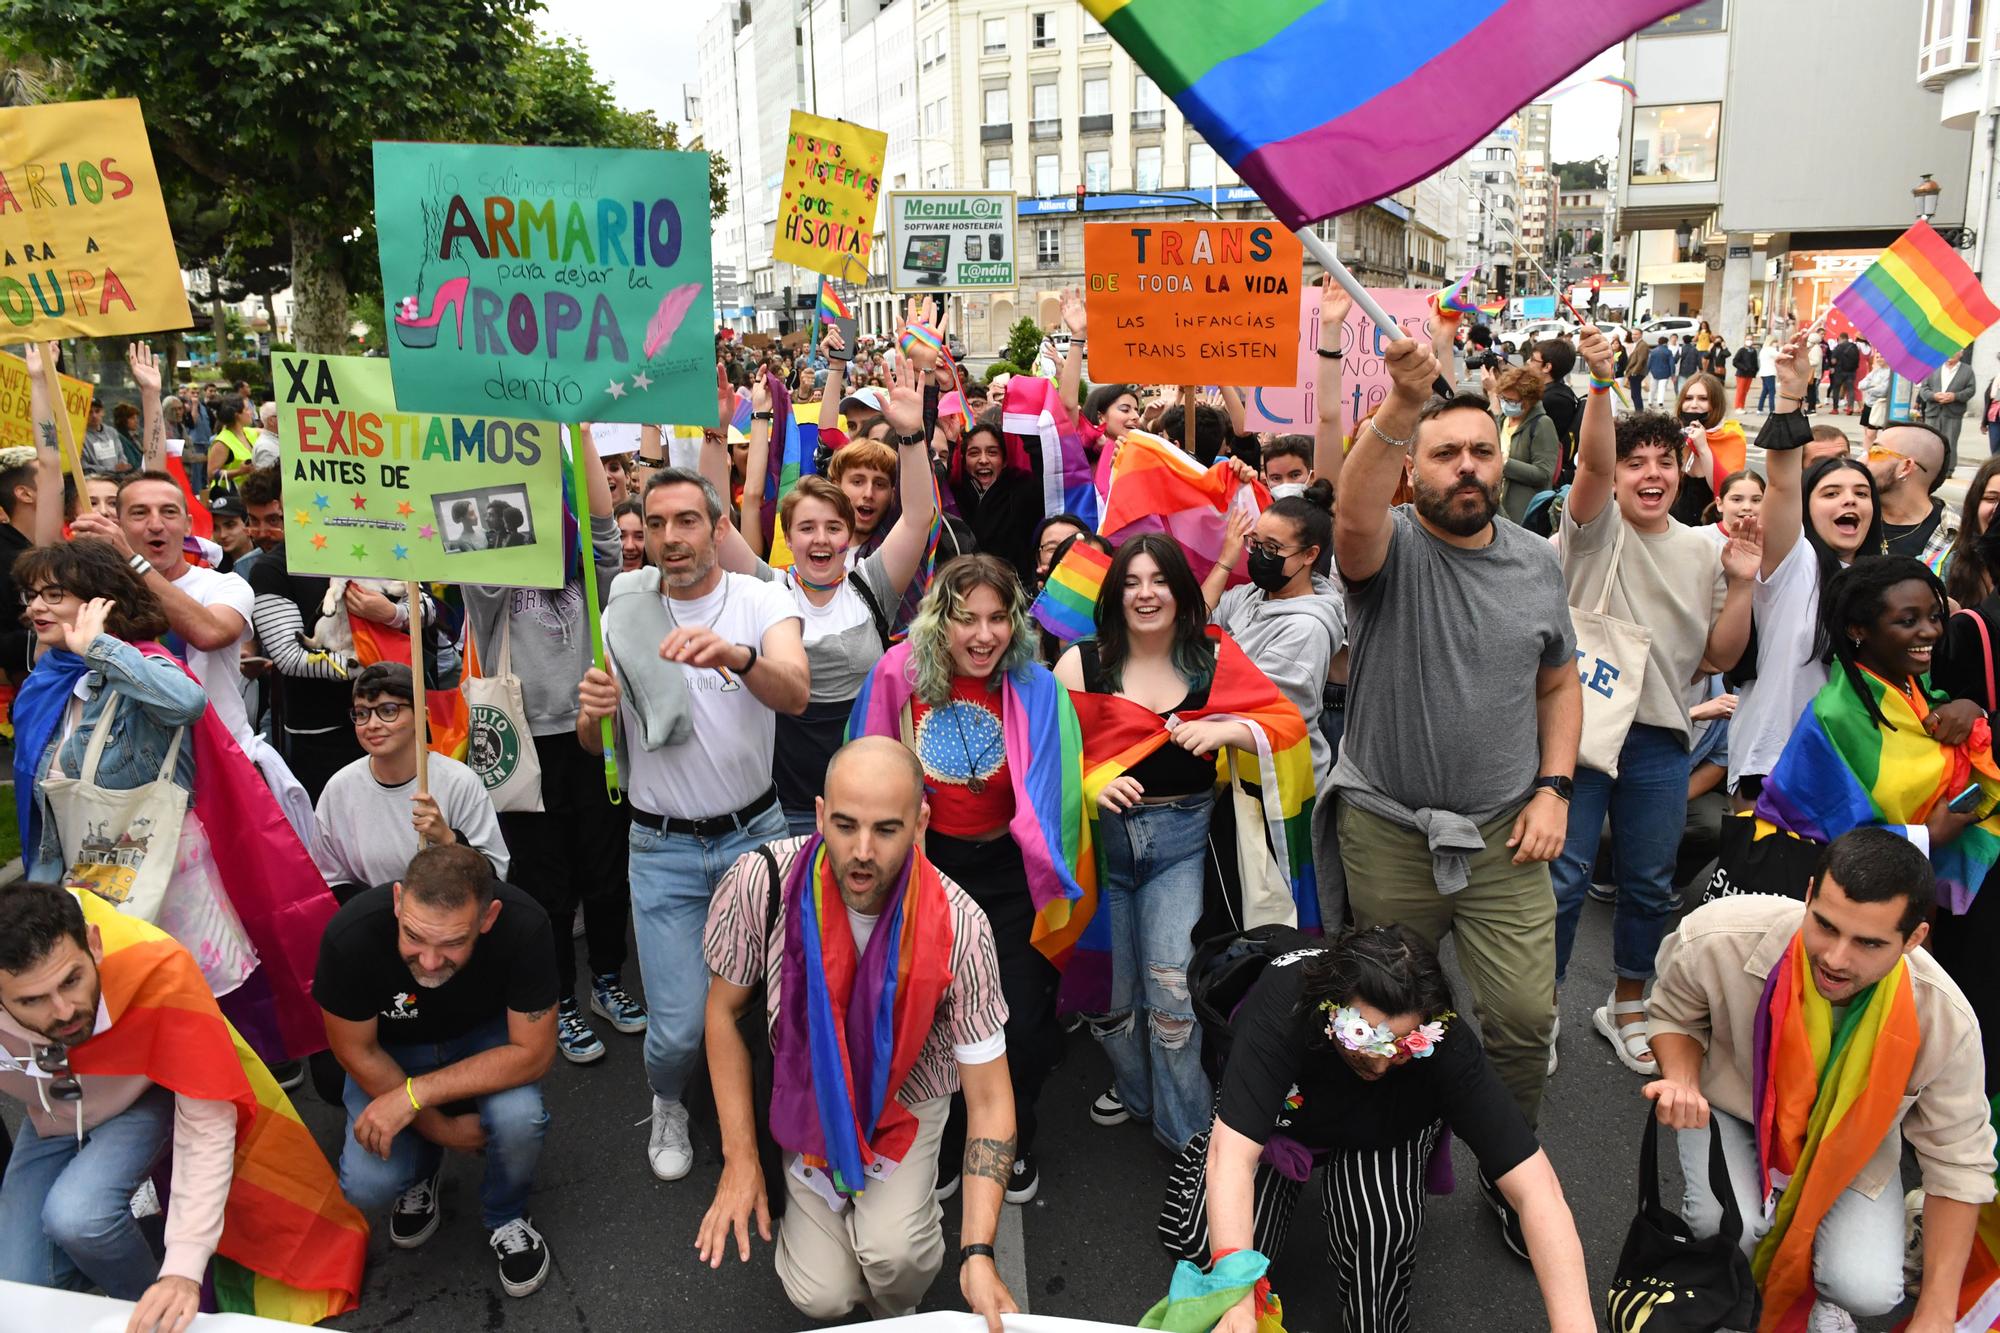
[1864,420,1958,565]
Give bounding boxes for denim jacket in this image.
[30,636,207,878]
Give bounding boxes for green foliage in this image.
[1002,317,1045,373]
[983,361,1025,382]
[1553,158,1609,192]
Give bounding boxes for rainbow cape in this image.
[1002,374,1101,530]
[847,642,1096,967]
[1101,429,1268,586]
[1751,931,1919,1333]
[1755,667,2000,914]
[1831,220,2000,383]
[1085,0,1682,230]
[1066,631,1318,1009]
[769,836,954,1202]
[1032,539,1113,644]
[67,889,368,1323]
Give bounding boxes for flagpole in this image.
[1295,227,1401,340]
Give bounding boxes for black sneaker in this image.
[1477,1169,1528,1260]
[1005,1152,1039,1205]
[269,1059,306,1091]
[489,1216,551,1297]
[389,1166,442,1249]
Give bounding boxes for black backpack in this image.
[1189,924,1319,1085]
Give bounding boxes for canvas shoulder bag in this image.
[464,612,544,813]
[1566,514,1653,779]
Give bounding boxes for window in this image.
[983,16,1006,53]
[1084,149,1110,193]
[1082,72,1110,117]
[984,86,1009,125]
[1189,142,1217,189]
[1034,153,1060,197]
[1083,12,1108,41]
[923,99,942,137]
[1919,0,1981,82]
[1038,226,1062,267]
[1135,145,1162,192]
[1032,11,1056,48]
[927,166,948,189]
[986,157,1011,190]
[1133,74,1164,131]
[1629,103,1721,184]
[1032,81,1059,138]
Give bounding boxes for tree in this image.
[0,3,727,353]
[1002,316,1045,372]
[1553,158,1609,192]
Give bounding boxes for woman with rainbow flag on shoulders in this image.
[848,553,1093,1205]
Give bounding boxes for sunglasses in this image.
[1866,444,1929,474]
[31,1043,82,1102]
[349,702,408,725]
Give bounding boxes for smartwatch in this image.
[1533,775,1574,803]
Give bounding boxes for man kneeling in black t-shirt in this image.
[1161,926,1594,1333]
[314,844,559,1298]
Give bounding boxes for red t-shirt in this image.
[909,674,1015,837]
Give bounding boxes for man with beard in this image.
[315,844,559,1298]
[1323,335,1579,1255]
[577,468,807,1185]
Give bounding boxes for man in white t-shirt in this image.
[577,468,808,1186]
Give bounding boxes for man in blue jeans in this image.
[578,465,807,1184]
[315,844,559,1298]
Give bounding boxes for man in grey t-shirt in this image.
[1327,334,1579,1251]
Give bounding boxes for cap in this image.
[938,391,965,421]
[207,493,247,521]
[839,387,887,416]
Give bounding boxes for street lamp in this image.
[1913,173,1942,221]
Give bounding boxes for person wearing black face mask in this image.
[1204,484,1345,787]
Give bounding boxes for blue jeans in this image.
[782,805,819,839]
[0,1084,173,1297]
[1552,723,1690,984]
[629,803,790,1102]
[1987,417,2000,457]
[337,1017,547,1230]
[1757,375,1776,412]
[1088,794,1215,1151]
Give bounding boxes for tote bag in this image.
[1604,1113,1761,1332]
[1566,518,1653,779]
[42,692,187,923]
[464,613,544,813]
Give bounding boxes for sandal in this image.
[1593,997,1658,1075]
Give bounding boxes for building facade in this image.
[1921,0,2000,403]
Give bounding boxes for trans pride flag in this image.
[1831,220,2000,383]
[1084,0,1685,229]
[1002,374,1100,530]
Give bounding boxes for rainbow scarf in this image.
[1751,931,1919,1333]
[67,890,368,1323]
[1066,630,1318,1008]
[769,836,954,1199]
[1140,1248,1286,1332]
[847,642,1096,967]
[1756,667,2000,914]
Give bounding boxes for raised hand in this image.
[63,596,113,656]
[1719,510,1763,583]
[714,363,737,435]
[1317,273,1353,339]
[1382,338,1439,403]
[1773,327,1813,401]
[1060,286,1088,337]
[127,342,163,396]
[884,358,926,438]
[750,375,771,413]
[1576,325,1616,382]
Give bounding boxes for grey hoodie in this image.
[465,514,620,737]
[1215,573,1346,784]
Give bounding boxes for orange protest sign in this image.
[1082,221,1302,388]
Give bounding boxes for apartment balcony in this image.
[1131,110,1165,132]
[1030,118,1061,140]
[980,122,1012,143]
[1079,114,1113,135]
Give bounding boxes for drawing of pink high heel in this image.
[394,276,469,350]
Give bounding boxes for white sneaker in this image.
[130,1178,161,1219]
[1806,1300,1857,1333]
[648,1097,692,1181]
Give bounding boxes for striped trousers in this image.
[1159,1121,1442,1333]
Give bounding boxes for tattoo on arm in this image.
[38,422,55,452]
[522,1007,552,1022]
[963,1135,1016,1189]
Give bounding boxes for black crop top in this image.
[1077,640,1218,798]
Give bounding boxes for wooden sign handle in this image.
[32,344,89,498]
[407,580,431,833]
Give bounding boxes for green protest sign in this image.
[275,352,564,589]
[372,141,714,425]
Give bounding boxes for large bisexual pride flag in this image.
[1084,0,1684,229]
[1831,219,2000,384]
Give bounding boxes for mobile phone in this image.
[1948,784,1984,814]
[965,235,983,262]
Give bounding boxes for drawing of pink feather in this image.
[643,283,702,359]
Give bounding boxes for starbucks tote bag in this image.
[463,614,544,813]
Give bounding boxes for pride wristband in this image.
[405,1077,421,1112]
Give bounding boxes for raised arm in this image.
[1564,326,1619,526]
[1311,275,1353,496]
[577,420,613,520]
[1332,334,1434,583]
[1430,308,1462,387]
[1058,287,1088,414]
[1757,328,1815,578]
[25,342,65,547]
[129,342,166,472]
[817,324,847,417]
[1217,385,1248,438]
[876,358,939,595]
[738,378,773,558]
[699,366,758,575]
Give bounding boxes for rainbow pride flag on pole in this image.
[1084,0,1685,229]
[1831,220,2000,383]
[1101,429,1267,585]
[1031,539,1112,644]
[818,280,853,324]
[1433,265,1507,319]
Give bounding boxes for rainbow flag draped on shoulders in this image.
[1751,931,1919,1333]
[1066,629,1318,1011]
[1755,666,2000,914]
[847,641,1096,967]
[768,835,954,1208]
[1830,220,2000,383]
[1101,429,1267,586]
[1002,374,1100,530]
[66,890,368,1323]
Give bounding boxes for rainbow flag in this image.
[848,642,1096,967]
[1756,665,2000,915]
[67,890,368,1323]
[1002,374,1100,529]
[1598,75,1637,97]
[1031,539,1112,644]
[1831,220,2000,383]
[818,281,853,324]
[1898,1097,2000,1333]
[1085,0,1684,229]
[758,372,820,544]
[730,387,753,436]
[1433,265,1508,319]
[1101,429,1267,585]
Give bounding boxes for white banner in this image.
[885,192,1019,293]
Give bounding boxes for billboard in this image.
[884,192,1018,292]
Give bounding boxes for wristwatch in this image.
[960,1243,997,1264]
[127,553,152,578]
[1533,775,1574,803]
[895,429,928,448]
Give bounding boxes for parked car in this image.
[1640,316,1699,345]
[1511,320,1570,348]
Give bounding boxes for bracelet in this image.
[960,1243,996,1264]
[128,552,152,577]
[1364,417,1415,450]
[1588,375,1615,390]
[405,1077,421,1112]
[895,429,928,448]
[1068,339,1087,349]
[1316,348,1344,360]
[751,410,774,421]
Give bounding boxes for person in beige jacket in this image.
[1645,829,1995,1333]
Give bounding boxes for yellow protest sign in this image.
[0,351,91,451]
[0,97,192,339]
[773,111,887,280]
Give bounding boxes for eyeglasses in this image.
[1244,539,1302,559]
[1865,444,1930,474]
[21,585,70,609]
[349,702,408,725]
[31,1043,81,1102]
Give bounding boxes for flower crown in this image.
[1320,1002,1454,1060]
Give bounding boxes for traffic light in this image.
[1589,274,1604,294]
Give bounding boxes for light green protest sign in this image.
[371,141,715,425]
[275,352,564,588]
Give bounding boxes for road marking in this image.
[998,1197,1030,1313]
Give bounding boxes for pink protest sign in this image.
[1245,287,1441,440]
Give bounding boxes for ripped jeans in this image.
[1089,793,1215,1151]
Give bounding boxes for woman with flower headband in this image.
[1159,924,1592,1333]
